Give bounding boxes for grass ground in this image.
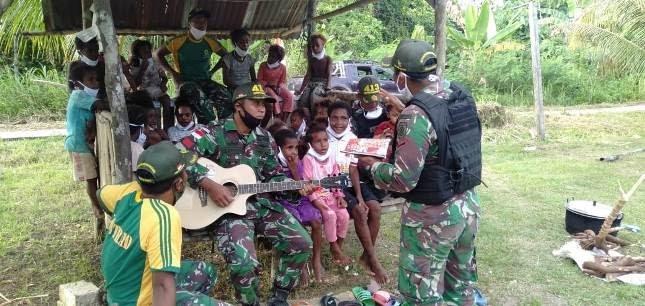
[1,108,644,305]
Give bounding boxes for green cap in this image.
[232,82,276,103]
[358,76,381,103]
[391,39,437,74]
[135,141,196,184]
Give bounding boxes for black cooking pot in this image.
[565,198,623,235]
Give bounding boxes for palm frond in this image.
[568,0,645,75]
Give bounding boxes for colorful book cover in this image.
[342,138,391,158]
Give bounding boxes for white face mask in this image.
[312,48,325,60]
[267,61,280,69]
[189,26,206,40]
[176,121,195,131]
[307,147,331,162]
[363,105,384,120]
[79,82,98,97]
[277,149,288,167]
[234,45,248,57]
[80,54,98,67]
[326,122,350,140]
[135,129,147,145]
[396,73,414,103]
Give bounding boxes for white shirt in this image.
[327,129,358,174]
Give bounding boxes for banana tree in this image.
[447,0,521,51]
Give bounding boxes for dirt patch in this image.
[0,120,65,132]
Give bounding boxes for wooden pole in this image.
[281,0,378,37]
[81,0,92,29]
[434,0,447,78]
[93,0,132,183]
[528,2,545,140]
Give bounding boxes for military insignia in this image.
[397,119,410,135]
[252,84,264,95]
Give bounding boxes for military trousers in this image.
[175,260,230,305]
[398,190,480,306]
[211,198,313,305]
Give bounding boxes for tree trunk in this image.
[93,0,132,183]
[433,0,447,78]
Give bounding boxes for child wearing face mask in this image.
[297,33,332,111]
[65,64,103,223]
[273,128,326,283]
[301,122,352,267]
[213,28,257,91]
[258,44,294,121]
[129,39,173,130]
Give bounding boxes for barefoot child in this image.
[296,33,332,110]
[258,45,294,121]
[301,122,351,266]
[65,64,102,223]
[273,129,325,282]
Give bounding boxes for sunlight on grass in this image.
[0,111,644,304]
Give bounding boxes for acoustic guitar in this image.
[176,158,349,229]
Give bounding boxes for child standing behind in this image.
[128,39,172,130]
[301,122,351,266]
[296,33,332,110]
[65,64,102,222]
[273,129,325,282]
[258,45,294,121]
[215,28,256,90]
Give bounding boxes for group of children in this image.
[65,25,400,283]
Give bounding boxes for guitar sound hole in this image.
[223,182,238,197]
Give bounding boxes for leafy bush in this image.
[0,65,68,122]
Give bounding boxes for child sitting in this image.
[373,104,400,139]
[143,107,169,147]
[296,33,332,110]
[273,129,325,282]
[167,96,204,142]
[301,122,351,266]
[258,45,294,121]
[128,39,173,130]
[289,107,309,140]
[65,64,102,222]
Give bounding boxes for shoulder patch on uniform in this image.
[399,113,413,120]
[397,119,410,135]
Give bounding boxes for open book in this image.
[342,138,391,159]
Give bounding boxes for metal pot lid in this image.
[565,200,622,219]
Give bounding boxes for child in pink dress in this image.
[257,45,294,121]
[301,122,352,266]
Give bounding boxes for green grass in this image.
[1,110,644,305]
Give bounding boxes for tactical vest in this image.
[395,82,482,205]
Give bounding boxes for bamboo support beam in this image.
[281,0,378,37]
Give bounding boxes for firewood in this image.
[595,174,645,250]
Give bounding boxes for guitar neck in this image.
[238,180,321,194]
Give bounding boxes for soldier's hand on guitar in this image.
[200,178,234,207]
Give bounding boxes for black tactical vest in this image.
[395,82,482,205]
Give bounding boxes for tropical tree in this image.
[568,0,645,75]
[447,0,521,51]
[0,0,75,66]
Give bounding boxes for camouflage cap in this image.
[233,82,276,103]
[135,141,196,184]
[391,39,437,74]
[358,76,381,103]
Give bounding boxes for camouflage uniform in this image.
[180,81,233,125]
[370,87,480,306]
[177,118,313,305]
[176,260,231,305]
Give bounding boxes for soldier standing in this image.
[359,39,482,305]
[176,82,313,306]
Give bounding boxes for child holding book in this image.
[301,122,351,266]
[273,129,326,282]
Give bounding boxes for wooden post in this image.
[305,0,316,37]
[93,0,132,183]
[12,33,19,77]
[81,0,92,29]
[528,1,545,140]
[434,0,447,78]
